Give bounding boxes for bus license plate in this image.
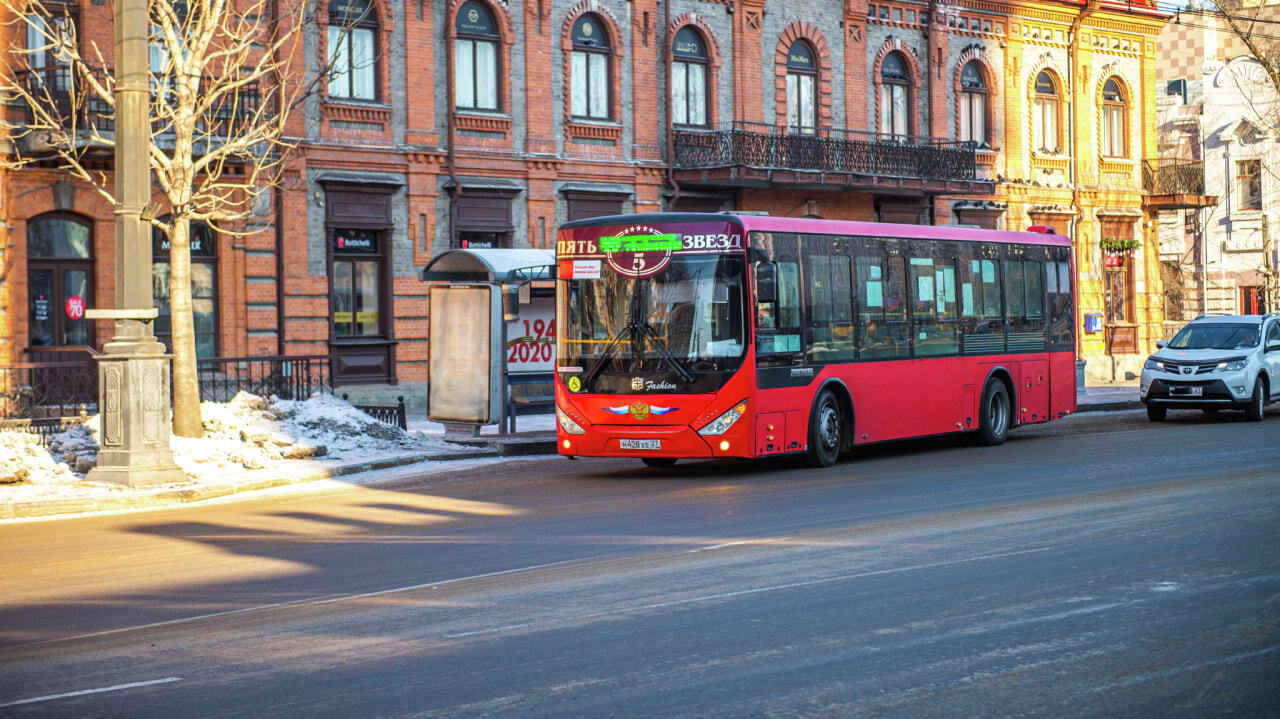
[620,439,661,450]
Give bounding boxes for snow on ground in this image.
[0,392,521,504]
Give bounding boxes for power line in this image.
[1153,3,1280,26]
[1166,18,1280,41]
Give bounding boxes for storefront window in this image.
[332,229,382,336]
[27,213,93,347]
[153,222,218,357]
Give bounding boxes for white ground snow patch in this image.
[0,392,485,503]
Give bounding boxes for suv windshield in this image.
[1168,322,1260,350]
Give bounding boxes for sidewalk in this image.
[2,388,1140,522]
[0,415,558,522]
[1075,383,1142,413]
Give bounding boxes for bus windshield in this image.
[558,217,752,391]
[557,224,748,395]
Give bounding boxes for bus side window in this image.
[858,244,909,360]
[804,248,854,363]
[1046,250,1074,349]
[959,246,1005,354]
[758,260,802,357]
[911,247,959,357]
[1005,255,1046,351]
[776,262,802,349]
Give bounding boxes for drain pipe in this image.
[445,11,461,245]
[664,0,680,208]
[1069,0,1098,367]
[271,0,286,355]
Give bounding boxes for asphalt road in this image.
[1,408,1277,717]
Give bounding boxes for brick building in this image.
[2,0,1169,407]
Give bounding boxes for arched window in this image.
[152,221,219,358]
[1033,71,1061,153]
[454,1,499,111]
[27,213,93,347]
[1101,78,1127,157]
[959,61,987,145]
[672,26,709,127]
[786,41,817,133]
[570,14,611,119]
[880,52,910,138]
[327,0,377,101]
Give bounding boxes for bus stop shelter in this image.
[419,249,556,435]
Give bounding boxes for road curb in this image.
[0,447,504,522]
[1075,400,1144,413]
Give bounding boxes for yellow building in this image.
[991,0,1169,382]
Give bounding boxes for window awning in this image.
[419,248,556,283]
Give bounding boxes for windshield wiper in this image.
[583,322,636,387]
[640,322,695,382]
[582,320,696,386]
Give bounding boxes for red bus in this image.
[554,213,1076,467]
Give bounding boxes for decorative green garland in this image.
[1100,238,1141,253]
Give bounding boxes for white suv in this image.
[1141,313,1280,422]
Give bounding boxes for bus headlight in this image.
[557,408,586,435]
[698,400,747,436]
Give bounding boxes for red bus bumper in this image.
[557,422,754,460]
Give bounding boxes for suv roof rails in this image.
[1194,312,1234,319]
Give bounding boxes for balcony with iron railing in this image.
[15,67,263,155]
[672,121,993,195]
[18,65,115,134]
[1142,159,1217,209]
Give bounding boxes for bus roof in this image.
[559,212,1073,248]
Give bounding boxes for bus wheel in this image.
[976,380,1010,446]
[642,457,678,468]
[805,390,842,468]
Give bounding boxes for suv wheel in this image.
[1245,380,1265,422]
[1146,405,1167,422]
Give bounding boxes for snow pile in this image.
[0,392,479,494]
[0,431,81,486]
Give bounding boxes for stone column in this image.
[85,0,184,486]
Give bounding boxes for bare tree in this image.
[1214,0,1280,98]
[1,0,349,437]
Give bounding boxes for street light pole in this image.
[84,0,185,486]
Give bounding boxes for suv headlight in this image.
[1218,360,1248,371]
[698,400,747,436]
[1144,357,1162,371]
[557,407,586,435]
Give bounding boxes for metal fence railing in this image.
[0,359,98,420]
[342,394,407,430]
[674,121,979,182]
[0,414,90,447]
[196,355,332,402]
[1142,159,1206,196]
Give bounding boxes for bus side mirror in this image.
[754,261,778,304]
